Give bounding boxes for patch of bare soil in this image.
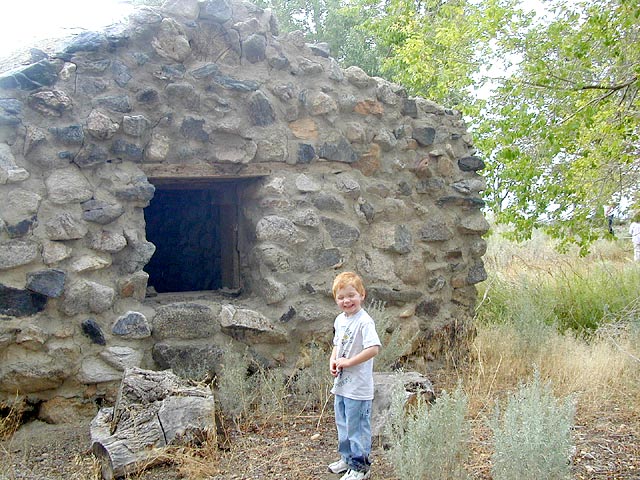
[0,419,95,480]
[1,393,638,479]
[198,413,397,480]
[571,405,640,480]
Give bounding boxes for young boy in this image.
[328,272,381,480]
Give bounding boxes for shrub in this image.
[368,300,407,372]
[215,345,254,428]
[489,371,575,480]
[254,366,293,421]
[0,395,24,439]
[386,385,470,480]
[293,342,332,411]
[478,229,640,334]
[549,264,640,333]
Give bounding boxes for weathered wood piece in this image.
[141,162,271,185]
[90,367,215,480]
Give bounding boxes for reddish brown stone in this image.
[436,157,455,177]
[288,118,318,140]
[354,100,384,116]
[411,157,432,179]
[120,282,135,298]
[404,139,418,150]
[450,275,467,288]
[353,144,381,176]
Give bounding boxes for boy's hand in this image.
[334,346,379,374]
[330,358,339,377]
[334,357,351,371]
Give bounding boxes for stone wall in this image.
[0,0,488,412]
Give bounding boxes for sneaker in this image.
[339,469,371,480]
[328,459,349,474]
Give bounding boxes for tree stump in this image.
[90,367,215,480]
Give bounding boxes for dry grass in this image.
[0,396,25,440]
[482,228,634,275]
[425,319,640,479]
[473,230,639,410]
[466,322,640,413]
[70,454,102,480]
[171,435,222,479]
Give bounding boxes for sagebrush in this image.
[490,371,575,480]
[386,385,470,480]
[293,342,333,410]
[215,345,254,427]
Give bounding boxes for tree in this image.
[258,0,386,75]
[476,0,640,250]
[363,0,524,112]
[261,0,521,107]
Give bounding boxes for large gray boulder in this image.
[372,371,435,442]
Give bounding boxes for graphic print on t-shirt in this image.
[338,323,356,360]
[335,321,358,388]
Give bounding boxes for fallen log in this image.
[90,367,215,480]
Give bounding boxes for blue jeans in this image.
[334,395,372,473]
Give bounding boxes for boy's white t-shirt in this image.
[629,222,640,245]
[331,308,381,401]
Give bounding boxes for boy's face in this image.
[335,284,364,317]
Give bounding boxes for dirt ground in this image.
[1,394,639,480]
[0,409,397,480]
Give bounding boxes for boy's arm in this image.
[334,345,380,370]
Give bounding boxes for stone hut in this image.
[0,0,488,413]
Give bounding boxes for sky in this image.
[0,0,135,58]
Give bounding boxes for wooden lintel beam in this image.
[140,163,271,180]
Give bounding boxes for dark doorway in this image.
[144,181,240,293]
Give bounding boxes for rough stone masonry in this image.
[0,0,488,416]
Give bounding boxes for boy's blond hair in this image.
[332,271,366,299]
